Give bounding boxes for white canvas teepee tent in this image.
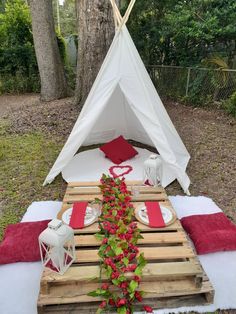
[44,0,191,193]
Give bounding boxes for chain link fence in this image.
[147,65,236,105]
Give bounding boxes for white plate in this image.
[136,205,174,225]
[62,206,100,227]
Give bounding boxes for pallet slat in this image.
[75,245,194,263]
[68,181,144,187]
[38,279,214,306]
[55,220,183,234]
[41,261,202,287]
[63,192,167,203]
[74,231,187,247]
[66,185,165,195]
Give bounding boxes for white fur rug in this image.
[0,197,236,314]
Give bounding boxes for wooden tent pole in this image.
[109,0,122,28]
[109,0,136,32]
[118,0,136,30]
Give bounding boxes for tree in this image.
[53,0,77,37]
[122,0,177,65]
[0,0,6,13]
[123,0,236,67]
[0,0,32,47]
[28,0,68,101]
[75,0,120,107]
[0,0,38,85]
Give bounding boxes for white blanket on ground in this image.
[0,197,236,314]
[62,147,153,183]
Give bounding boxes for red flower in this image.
[128,253,136,261]
[109,228,117,235]
[127,264,137,272]
[123,288,129,295]
[102,237,108,244]
[123,249,129,257]
[117,298,127,307]
[143,305,153,313]
[125,196,131,202]
[118,233,126,240]
[125,233,133,241]
[108,298,115,306]
[99,300,107,308]
[119,281,128,289]
[104,257,112,266]
[134,275,141,283]
[111,271,119,279]
[134,291,143,302]
[129,222,137,229]
[115,253,124,261]
[105,245,111,253]
[101,283,109,290]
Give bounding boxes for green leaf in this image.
[118,225,127,234]
[94,197,101,203]
[112,279,120,286]
[118,275,126,282]
[87,288,110,297]
[108,237,116,251]
[112,209,117,216]
[95,233,104,241]
[128,280,138,293]
[121,241,128,249]
[115,246,123,255]
[129,292,135,299]
[98,244,107,257]
[96,308,103,314]
[137,233,144,240]
[117,306,127,314]
[137,253,147,268]
[87,290,101,297]
[118,194,125,201]
[122,257,129,266]
[106,266,112,277]
[134,266,142,276]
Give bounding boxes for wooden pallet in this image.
[37,181,214,313]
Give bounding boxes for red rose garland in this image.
[88,174,153,314]
[109,165,133,178]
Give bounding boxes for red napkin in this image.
[145,201,165,228]
[69,202,87,229]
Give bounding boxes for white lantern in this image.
[39,219,75,275]
[143,154,162,186]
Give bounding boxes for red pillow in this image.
[100,136,138,164]
[0,220,50,264]
[181,213,236,255]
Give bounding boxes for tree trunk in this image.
[29,0,68,101]
[75,0,120,107]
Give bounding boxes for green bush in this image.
[0,43,38,76]
[224,91,236,117]
[0,0,32,47]
[0,0,40,93]
[57,32,67,64]
[0,73,40,94]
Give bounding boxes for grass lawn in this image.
[0,120,66,239]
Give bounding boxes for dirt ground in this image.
[0,94,236,221]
